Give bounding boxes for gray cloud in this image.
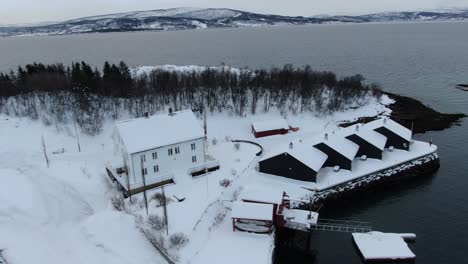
[1,0,468,24]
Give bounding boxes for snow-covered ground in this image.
[0,117,167,264]
[1,91,402,264]
[111,93,397,263]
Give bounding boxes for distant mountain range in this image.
[1,7,468,37]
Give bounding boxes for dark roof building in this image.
[312,134,359,171]
[366,118,412,151]
[345,125,387,160]
[259,142,328,183]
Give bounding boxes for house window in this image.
[191,143,196,151]
[142,168,147,175]
[175,146,180,154]
[141,154,146,163]
[192,155,197,163]
[153,165,159,173]
[152,152,158,159]
[168,148,173,156]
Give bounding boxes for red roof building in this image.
[251,119,290,138]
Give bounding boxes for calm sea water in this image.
[1,22,467,263]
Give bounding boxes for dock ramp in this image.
[310,219,372,233]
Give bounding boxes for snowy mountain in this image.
[1,7,468,37]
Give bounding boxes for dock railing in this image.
[310,219,372,233]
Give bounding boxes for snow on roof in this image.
[231,202,273,221]
[252,118,289,132]
[352,232,416,260]
[366,118,412,142]
[314,134,359,161]
[345,125,387,150]
[116,110,204,154]
[260,141,328,172]
[240,185,284,205]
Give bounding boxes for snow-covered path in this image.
[0,116,167,264]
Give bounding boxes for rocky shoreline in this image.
[456,84,468,91]
[385,92,466,133]
[341,92,466,134]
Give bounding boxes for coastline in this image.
[385,92,466,133]
[341,91,466,134]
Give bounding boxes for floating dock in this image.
[352,231,416,261]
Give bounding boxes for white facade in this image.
[111,110,207,187]
[129,138,205,185]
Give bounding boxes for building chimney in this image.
[383,118,387,124]
[289,142,293,149]
[324,133,328,140]
[168,107,174,116]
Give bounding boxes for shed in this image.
[345,125,387,160]
[240,186,285,225]
[259,142,328,182]
[366,118,412,151]
[232,202,274,234]
[240,186,284,206]
[313,134,359,171]
[252,119,289,138]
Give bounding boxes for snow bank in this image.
[0,115,167,264]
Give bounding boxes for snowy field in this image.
[0,117,167,264]
[1,92,397,264]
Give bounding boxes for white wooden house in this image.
[108,109,219,195]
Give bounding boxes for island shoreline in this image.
[340,92,466,134]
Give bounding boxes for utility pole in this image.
[140,158,148,215]
[162,184,169,235]
[204,105,209,199]
[123,155,132,203]
[41,135,49,168]
[74,116,81,152]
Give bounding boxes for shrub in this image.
[152,192,166,206]
[129,196,139,205]
[169,232,189,248]
[234,143,240,151]
[213,210,227,226]
[219,178,231,188]
[147,214,166,231]
[111,195,125,211]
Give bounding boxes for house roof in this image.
[116,110,204,154]
[260,141,329,172]
[240,185,284,205]
[344,125,388,150]
[252,118,289,133]
[313,134,360,161]
[366,118,412,142]
[231,201,273,221]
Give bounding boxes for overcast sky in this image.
[2,0,468,24]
